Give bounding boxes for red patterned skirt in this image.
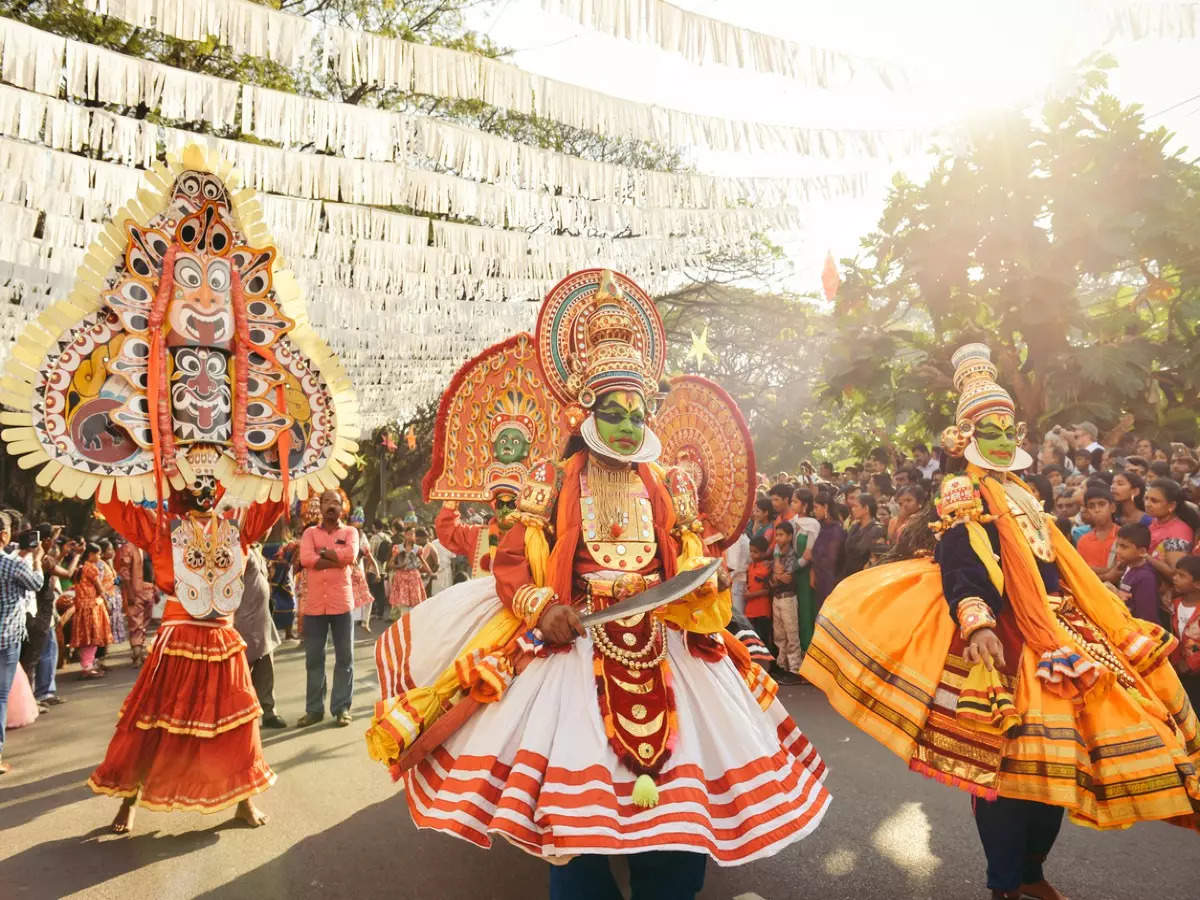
[88,615,275,812]
[389,569,427,608]
[70,597,113,648]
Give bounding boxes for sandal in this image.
[83,668,106,679]
[0,762,11,775]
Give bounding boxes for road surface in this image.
[2,628,1194,899]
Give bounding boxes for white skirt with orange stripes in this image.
[375,580,831,865]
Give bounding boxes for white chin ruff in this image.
[580,414,661,464]
[964,441,1034,473]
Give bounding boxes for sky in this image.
[463,0,1200,294]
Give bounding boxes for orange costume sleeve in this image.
[237,499,286,549]
[492,522,533,612]
[96,498,176,594]
[434,504,482,560]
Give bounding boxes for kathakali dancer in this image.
[0,145,358,833]
[424,333,563,578]
[801,343,1200,900]
[367,270,829,898]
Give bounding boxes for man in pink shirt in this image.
[297,489,359,728]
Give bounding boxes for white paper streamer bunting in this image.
[74,0,924,158]
[539,0,911,89]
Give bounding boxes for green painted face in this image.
[593,390,646,457]
[492,426,530,465]
[974,412,1017,468]
[492,491,518,531]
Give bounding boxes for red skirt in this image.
[389,569,426,607]
[88,618,275,812]
[71,598,113,648]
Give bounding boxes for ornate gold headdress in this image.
[535,269,667,434]
[940,343,1028,466]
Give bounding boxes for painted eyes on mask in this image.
[595,408,645,427]
[175,258,203,289]
[207,261,230,292]
[976,425,1015,441]
[173,259,231,292]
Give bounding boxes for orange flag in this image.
[821,251,841,301]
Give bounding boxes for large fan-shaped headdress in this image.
[656,375,756,551]
[423,333,563,502]
[535,269,666,431]
[0,145,358,504]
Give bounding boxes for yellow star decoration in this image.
[686,324,718,369]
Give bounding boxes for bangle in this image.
[957,597,997,642]
[512,584,557,629]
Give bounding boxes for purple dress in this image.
[812,519,846,608]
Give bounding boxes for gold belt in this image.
[577,571,661,608]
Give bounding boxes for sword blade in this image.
[578,559,720,628]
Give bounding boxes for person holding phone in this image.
[297,489,359,728]
[1,516,45,775]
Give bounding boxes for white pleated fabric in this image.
[375,582,831,865]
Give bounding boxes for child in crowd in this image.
[1076,487,1120,583]
[1115,523,1159,624]
[744,536,773,657]
[770,522,803,684]
[1169,556,1200,708]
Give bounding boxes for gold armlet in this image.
[957,597,997,641]
[512,584,557,629]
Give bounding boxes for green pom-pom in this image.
[632,773,659,808]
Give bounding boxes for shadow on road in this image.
[1,823,225,897]
[194,798,545,900]
[0,765,97,825]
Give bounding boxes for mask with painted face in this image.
[974,413,1018,469]
[943,343,1033,472]
[492,426,531,465]
[592,390,647,457]
[492,491,518,531]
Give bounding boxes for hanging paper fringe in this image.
[0,17,880,212]
[539,0,911,90]
[70,0,926,158]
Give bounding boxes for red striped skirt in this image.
[88,617,275,812]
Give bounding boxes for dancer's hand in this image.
[964,627,1006,671]
[538,604,584,645]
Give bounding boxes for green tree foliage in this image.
[817,61,1200,450]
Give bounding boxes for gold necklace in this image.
[586,457,637,540]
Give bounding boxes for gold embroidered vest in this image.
[579,461,656,570]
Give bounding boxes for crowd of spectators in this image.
[0,498,478,774]
[727,421,1200,702]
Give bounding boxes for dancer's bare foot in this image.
[111,796,138,834]
[234,798,268,827]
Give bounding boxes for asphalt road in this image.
[2,627,1195,900]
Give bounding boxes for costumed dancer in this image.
[366,270,829,898]
[801,344,1200,900]
[92,461,285,831]
[426,333,563,578]
[0,147,358,833]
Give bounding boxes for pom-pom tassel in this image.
[632,774,659,809]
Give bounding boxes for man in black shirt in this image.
[20,525,78,705]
